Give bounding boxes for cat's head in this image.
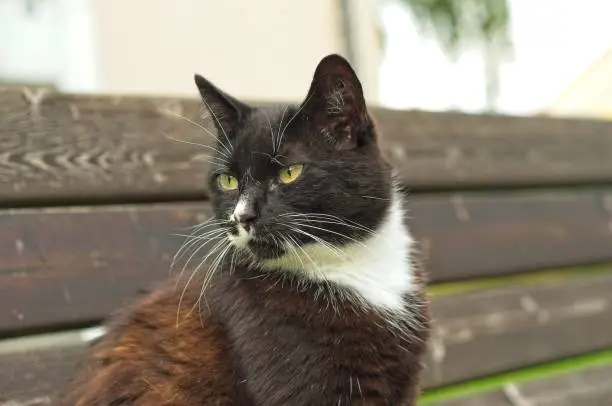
[195,54,394,268]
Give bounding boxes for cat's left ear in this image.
[194,74,250,137]
[300,54,370,150]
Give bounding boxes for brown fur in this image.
[66,262,429,405]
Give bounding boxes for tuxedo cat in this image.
[67,54,430,406]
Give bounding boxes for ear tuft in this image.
[300,54,369,150]
[193,74,249,137]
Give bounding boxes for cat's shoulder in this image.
[66,279,239,405]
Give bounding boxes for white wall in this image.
[91,0,348,102]
[0,0,59,84]
[1,0,384,103]
[0,0,98,91]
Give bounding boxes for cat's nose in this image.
[234,212,257,231]
[233,209,257,232]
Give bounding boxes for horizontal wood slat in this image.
[2,273,611,404]
[0,344,86,405]
[409,188,612,281]
[2,188,612,335]
[435,364,612,406]
[0,203,212,336]
[2,87,612,204]
[422,272,612,387]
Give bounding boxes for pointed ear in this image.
[300,54,369,150]
[194,74,249,137]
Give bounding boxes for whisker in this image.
[198,97,234,157]
[277,93,313,151]
[174,229,227,284]
[170,220,225,273]
[361,195,390,201]
[262,109,276,155]
[175,236,227,325]
[162,109,233,157]
[163,132,231,162]
[171,226,227,262]
[193,241,233,314]
[284,224,346,260]
[275,105,289,154]
[279,213,375,234]
[288,221,369,249]
[282,217,376,236]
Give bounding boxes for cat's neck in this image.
[262,189,415,313]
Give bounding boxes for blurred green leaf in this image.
[396,0,512,57]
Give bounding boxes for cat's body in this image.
[67,55,430,405]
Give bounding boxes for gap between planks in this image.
[420,348,612,405]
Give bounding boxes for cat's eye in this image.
[216,174,239,191]
[278,164,304,184]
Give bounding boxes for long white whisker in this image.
[262,109,276,154]
[176,236,227,325]
[289,221,369,249]
[277,93,313,151]
[171,227,227,267]
[198,97,234,157]
[285,225,346,260]
[175,230,227,285]
[193,241,233,315]
[284,217,376,236]
[163,132,230,161]
[163,109,233,157]
[280,213,375,234]
[275,105,289,154]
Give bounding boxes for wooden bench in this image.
[1,86,612,406]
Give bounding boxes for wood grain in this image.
[434,364,612,406]
[0,87,212,205]
[3,87,612,205]
[2,187,612,335]
[1,274,611,403]
[422,272,612,387]
[0,203,212,336]
[409,188,612,281]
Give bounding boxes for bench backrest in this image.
[1,86,612,398]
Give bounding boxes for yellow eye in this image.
[278,164,304,184]
[216,174,239,191]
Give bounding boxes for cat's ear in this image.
[194,74,250,136]
[300,54,369,150]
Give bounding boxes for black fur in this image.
[196,55,392,255]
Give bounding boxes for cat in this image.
[66,54,430,406]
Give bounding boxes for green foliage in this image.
[397,0,512,57]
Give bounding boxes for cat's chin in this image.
[246,240,284,260]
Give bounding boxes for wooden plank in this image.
[3,87,612,204]
[0,87,212,205]
[433,364,612,405]
[0,203,212,336]
[2,188,612,335]
[422,272,612,387]
[409,188,612,281]
[0,344,86,405]
[374,108,612,190]
[1,275,611,403]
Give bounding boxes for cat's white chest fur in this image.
[263,190,414,313]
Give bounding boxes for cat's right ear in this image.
[194,74,250,136]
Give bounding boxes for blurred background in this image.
[2,0,612,118]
